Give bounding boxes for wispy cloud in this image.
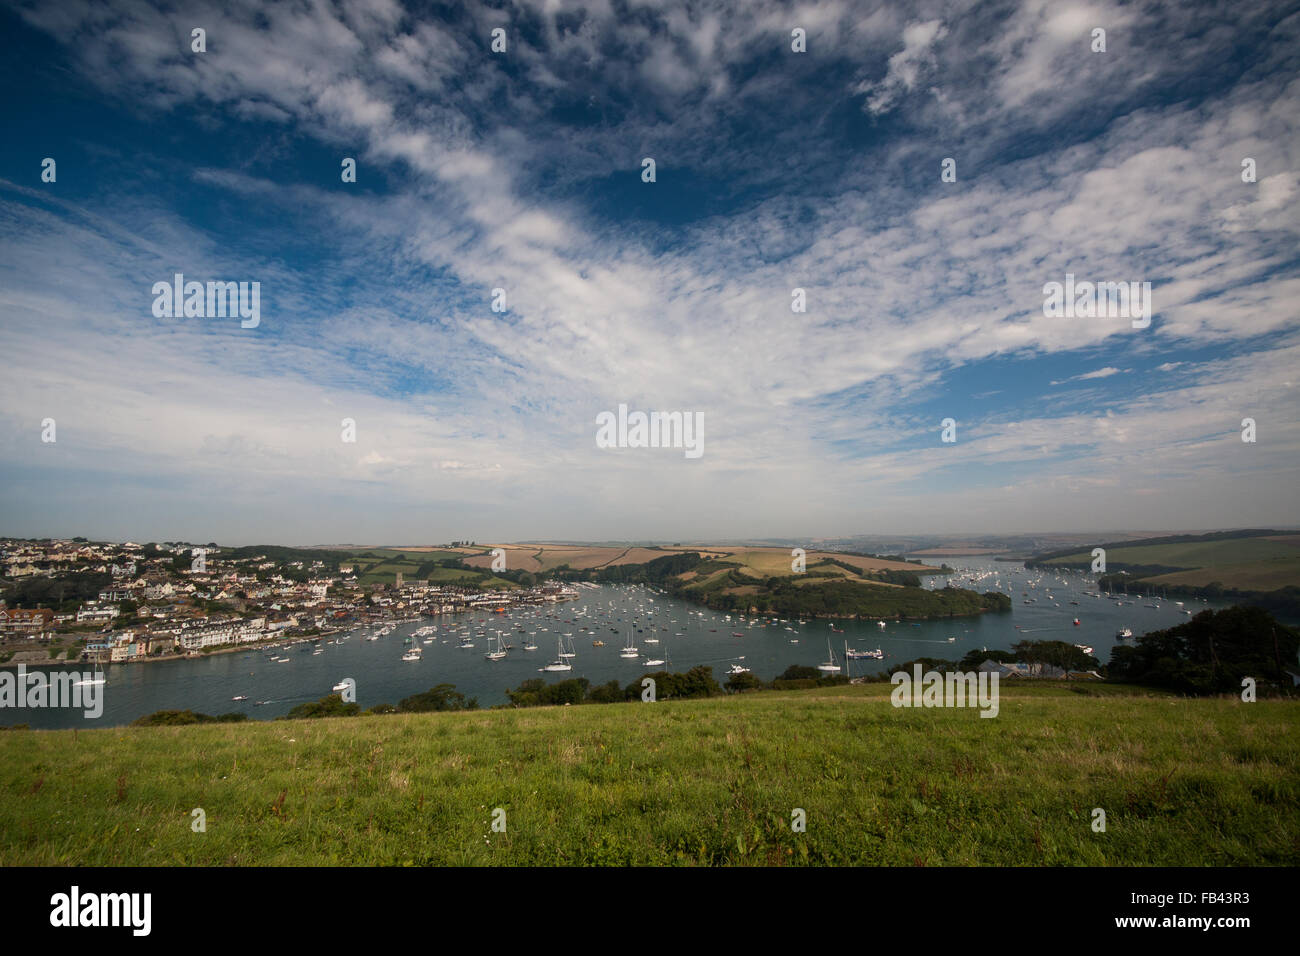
[1,0,1297,542]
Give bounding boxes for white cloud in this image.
[856,19,946,115]
[2,0,1297,541]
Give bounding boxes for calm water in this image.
[2,557,1233,728]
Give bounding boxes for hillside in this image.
[1027,531,1300,585]
[1025,531,1300,616]
[436,544,983,621]
[1,683,1294,866]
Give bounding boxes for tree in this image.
[281,694,361,719]
[1012,640,1096,675]
[398,684,478,712]
[960,647,1016,669]
[1108,606,1298,694]
[679,665,722,698]
[505,677,589,707]
[726,670,762,692]
[776,665,821,681]
[586,680,623,704]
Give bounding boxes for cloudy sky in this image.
[1,0,1297,545]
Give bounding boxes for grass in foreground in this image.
[0,683,1295,866]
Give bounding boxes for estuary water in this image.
[2,557,1230,728]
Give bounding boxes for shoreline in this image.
[0,595,584,671]
[0,629,343,670]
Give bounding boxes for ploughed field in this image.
[1,682,1294,866]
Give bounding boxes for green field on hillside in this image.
[2,683,1294,866]
[338,548,502,588]
[1145,556,1300,591]
[1043,536,1298,569]
[1040,535,1300,593]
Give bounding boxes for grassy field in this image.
[1041,536,1300,592]
[1144,556,1300,591]
[707,548,930,577]
[674,552,936,611]
[339,547,506,587]
[338,543,934,585]
[461,545,675,572]
[2,683,1295,866]
[1042,536,1300,566]
[447,544,932,577]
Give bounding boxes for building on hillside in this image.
[0,608,55,632]
[77,604,121,623]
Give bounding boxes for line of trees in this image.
[505,665,727,706]
[680,576,1009,618]
[3,570,114,611]
[1107,606,1298,695]
[277,683,480,719]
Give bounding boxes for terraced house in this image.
[0,607,54,633]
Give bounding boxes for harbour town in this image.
[0,538,579,670]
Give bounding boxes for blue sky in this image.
[1,0,1297,545]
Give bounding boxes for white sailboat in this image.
[816,638,841,673]
[539,637,572,672]
[643,640,669,668]
[73,658,107,687]
[485,634,507,661]
[620,627,638,658]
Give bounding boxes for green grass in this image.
[348,556,509,588]
[1045,538,1300,582]
[377,548,477,560]
[420,566,508,586]
[1144,556,1300,591]
[1,683,1295,866]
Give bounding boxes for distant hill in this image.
[1024,529,1300,617]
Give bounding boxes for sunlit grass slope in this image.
[1,683,1295,866]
